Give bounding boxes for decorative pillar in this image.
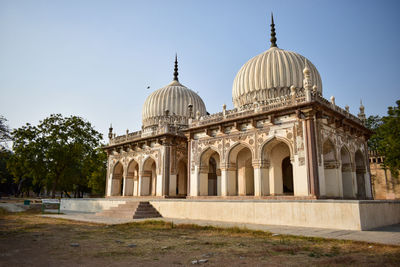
[107,173,112,197]
[221,168,228,197]
[303,109,320,197]
[216,169,222,196]
[221,163,236,196]
[190,165,200,196]
[162,138,171,196]
[138,172,144,196]
[122,174,127,196]
[253,160,269,197]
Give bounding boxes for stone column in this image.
[221,163,236,196]
[133,175,139,196]
[138,172,143,196]
[163,143,171,196]
[106,173,112,197]
[121,174,127,196]
[221,168,228,197]
[253,160,269,197]
[216,169,222,196]
[190,165,200,196]
[303,109,320,197]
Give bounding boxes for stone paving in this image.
[41,211,400,246]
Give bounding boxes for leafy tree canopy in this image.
[366,100,400,178]
[9,114,106,197]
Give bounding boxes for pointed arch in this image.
[126,159,139,196]
[261,136,293,195]
[199,147,221,169]
[260,136,293,161]
[340,145,354,198]
[176,158,188,196]
[141,156,157,196]
[199,147,221,196]
[323,138,340,197]
[226,142,254,196]
[226,141,255,165]
[111,161,124,196]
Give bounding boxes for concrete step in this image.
[95,201,161,219]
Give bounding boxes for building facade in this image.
[104,17,373,200]
[369,151,400,199]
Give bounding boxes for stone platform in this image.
[60,198,400,231]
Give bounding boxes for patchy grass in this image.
[0,211,399,266]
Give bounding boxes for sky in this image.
[1,0,399,142]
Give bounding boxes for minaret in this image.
[270,13,277,48]
[173,54,179,82]
[358,100,366,124]
[108,124,113,140]
[303,59,312,101]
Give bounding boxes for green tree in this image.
[0,148,15,196]
[87,148,107,196]
[376,100,400,178]
[365,115,383,151]
[10,114,104,197]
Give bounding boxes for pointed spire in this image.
[108,123,113,140]
[173,54,179,81]
[358,99,366,124]
[270,13,277,48]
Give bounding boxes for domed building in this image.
[104,15,373,205]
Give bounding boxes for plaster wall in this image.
[150,199,400,230]
[293,164,308,196]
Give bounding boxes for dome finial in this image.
[173,53,179,81]
[270,13,277,48]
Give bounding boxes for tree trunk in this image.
[51,176,59,198]
[16,178,25,197]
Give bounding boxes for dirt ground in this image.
[0,208,399,267]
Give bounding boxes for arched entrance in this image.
[341,147,354,198]
[142,157,157,196]
[323,140,340,197]
[176,160,187,196]
[111,162,124,196]
[236,147,254,196]
[126,160,139,196]
[227,143,254,196]
[262,139,292,195]
[199,148,221,196]
[355,150,366,199]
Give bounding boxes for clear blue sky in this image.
[1,0,399,141]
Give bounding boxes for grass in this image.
[0,208,399,266]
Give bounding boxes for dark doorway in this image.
[282,156,294,194]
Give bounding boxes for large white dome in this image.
[232,47,322,108]
[232,16,322,108]
[142,80,206,128]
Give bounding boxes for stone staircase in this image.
[95,201,162,219]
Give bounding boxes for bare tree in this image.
[0,115,11,149]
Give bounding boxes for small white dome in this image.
[232,47,322,108]
[142,80,206,128]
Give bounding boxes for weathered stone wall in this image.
[370,161,400,200]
